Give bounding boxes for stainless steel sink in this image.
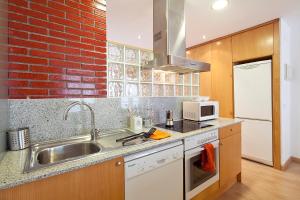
[24,129,151,173]
[37,142,101,165]
[24,136,104,172]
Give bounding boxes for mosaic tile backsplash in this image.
[9,97,193,143]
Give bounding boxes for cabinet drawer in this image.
[219,123,241,139]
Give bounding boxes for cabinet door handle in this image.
[230,128,233,131]
[116,161,122,166]
[220,142,223,146]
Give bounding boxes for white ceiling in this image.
[107,0,299,49]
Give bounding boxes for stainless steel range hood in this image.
[142,0,210,74]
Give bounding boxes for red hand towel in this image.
[201,143,216,173]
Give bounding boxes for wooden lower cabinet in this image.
[219,123,242,190]
[0,157,125,200]
[192,123,242,200]
[191,181,220,200]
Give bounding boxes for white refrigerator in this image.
[234,60,273,166]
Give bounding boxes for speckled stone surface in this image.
[0,99,8,162]
[9,97,192,143]
[0,118,242,190]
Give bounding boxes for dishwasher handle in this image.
[156,158,166,164]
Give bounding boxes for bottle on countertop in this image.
[166,110,174,127]
[142,106,154,128]
[128,106,143,131]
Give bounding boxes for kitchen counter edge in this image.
[0,118,242,190]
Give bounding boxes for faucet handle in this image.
[94,129,102,138]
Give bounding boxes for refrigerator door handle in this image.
[235,65,260,70]
[236,117,272,122]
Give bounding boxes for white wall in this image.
[280,18,292,164]
[288,10,300,159]
[106,0,153,49]
[281,4,300,160]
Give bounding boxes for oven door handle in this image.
[185,140,219,160]
[185,147,205,160]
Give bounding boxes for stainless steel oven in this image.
[184,131,219,200]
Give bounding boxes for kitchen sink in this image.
[24,136,104,173]
[37,142,101,165]
[24,129,151,173]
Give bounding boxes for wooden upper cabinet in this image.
[232,23,274,62]
[211,38,233,118]
[187,22,275,118]
[0,157,125,200]
[187,43,212,97]
[188,43,211,63]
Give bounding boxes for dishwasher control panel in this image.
[125,144,183,179]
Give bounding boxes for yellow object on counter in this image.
[150,130,171,140]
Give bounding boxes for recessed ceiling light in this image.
[138,35,142,40]
[212,0,229,10]
[202,35,207,39]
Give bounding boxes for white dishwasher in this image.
[125,141,184,200]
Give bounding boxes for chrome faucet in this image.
[63,101,96,141]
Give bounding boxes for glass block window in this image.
[107,41,200,97]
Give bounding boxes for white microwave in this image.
[183,101,219,121]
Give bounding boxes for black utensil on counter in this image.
[142,127,157,138]
[116,128,157,143]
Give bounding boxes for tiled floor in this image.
[218,159,300,200]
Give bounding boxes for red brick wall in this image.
[8,0,107,99]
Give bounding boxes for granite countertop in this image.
[0,118,242,190]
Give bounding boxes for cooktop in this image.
[155,120,213,133]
